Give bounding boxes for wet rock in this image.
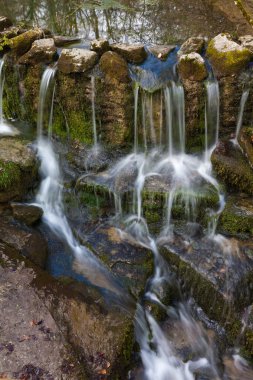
[0,138,38,203]
[178,52,208,81]
[207,33,253,76]
[0,16,12,32]
[85,225,153,298]
[184,222,204,238]
[98,51,133,146]
[18,38,57,65]
[110,43,147,64]
[177,36,205,57]
[160,234,253,345]
[53,35,81,47]
[8,28,44,58]
[218,196,253,237]
[0,243,135,378]
[239,35,253,53]
[211,141,253,195]
[90,38,110,55]
[0,219,48,268]
[149,45,175,60]
[11,203,43,226]
[0,245,85,380]
[58,48,98,74]
[239,127,253,167]
[100,50,131,84]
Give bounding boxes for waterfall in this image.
[37,67,56,138]
[204,80,220,161]
[35,67,124,296]
[0,58,19,136]
[91,75,98,148]
[134,82,139,153]
[164,85,173,155]
[232,88,250,145]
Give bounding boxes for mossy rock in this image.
[178,52,208,81]
[211,142,253,195]
[239,127,253,167]
[207,33,253,76]
[8,28,43,58]
[218,196,253,236]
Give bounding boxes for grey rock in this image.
[53,35,81,47]
[239,34,253,53]
[18,38,57,65]
[11,203,43,225]
[110,43,147,64]
[178,52,208,81]
[177,37,205,57]
[58,48,98,74]
[149,45,175,60]
[90,38,110,54]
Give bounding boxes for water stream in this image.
[232,88,250,146]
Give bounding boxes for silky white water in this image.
[0,58,19,136]
[35,67,124,296]
[232,88,250,146]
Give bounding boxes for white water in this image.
[35,67,124,296]
[0,58,19,136]
[232,88,250,146]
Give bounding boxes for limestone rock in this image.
[239,35,253,53]
[8,28,44,58]
[53,35,81,47]
[0,16,12,32]
[0,138,38,202]
[90,38,110,55]
[149,45,175,60]
[178,52,208,81]
[207,33,253,76]
[0,219,48,268]
[99,51,131,83]
[177,37,205,57]
[58,48,98,74]
[110,43,147,64]
[18,38,57,65]
[11,203,43,225]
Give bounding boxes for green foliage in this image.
[0,160,20,190]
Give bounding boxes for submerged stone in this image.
[8,28,44,58]
[178,52,208,81]
[11,203,43,226]
[58,48,98,74]
[18,38,57,65]
[110,43,147,64]
[177,36,205,57]
[90,38,110,55]
[149,45,176,60]
[207,33,253,76]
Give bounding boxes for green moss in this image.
[0,160,21,190]
[207,36,253,76]
[218,198,253,236]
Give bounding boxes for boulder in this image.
[177,36,205,57]
[0,16,12,32]
[99,51,131,83]
[110,43,147,64]
[239,35,253,53]
[207,33,253,76]
[239,127,253,166]
[211,140,253,195]
[90,38,110,55]
[0,219,48,268]
[58,48,98,74]
[8,28,44,58]
[218,196,253,237]
[148,45,175,60]
[0,138,38,202]
[11,203,43,225]
[178,52,208,81]
[53,35,81,47]
[18,38,57,65]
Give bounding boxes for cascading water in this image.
[0,58,19,136]
[204,80,220,161]
[232,88,250,146]
[35,67,125,296]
